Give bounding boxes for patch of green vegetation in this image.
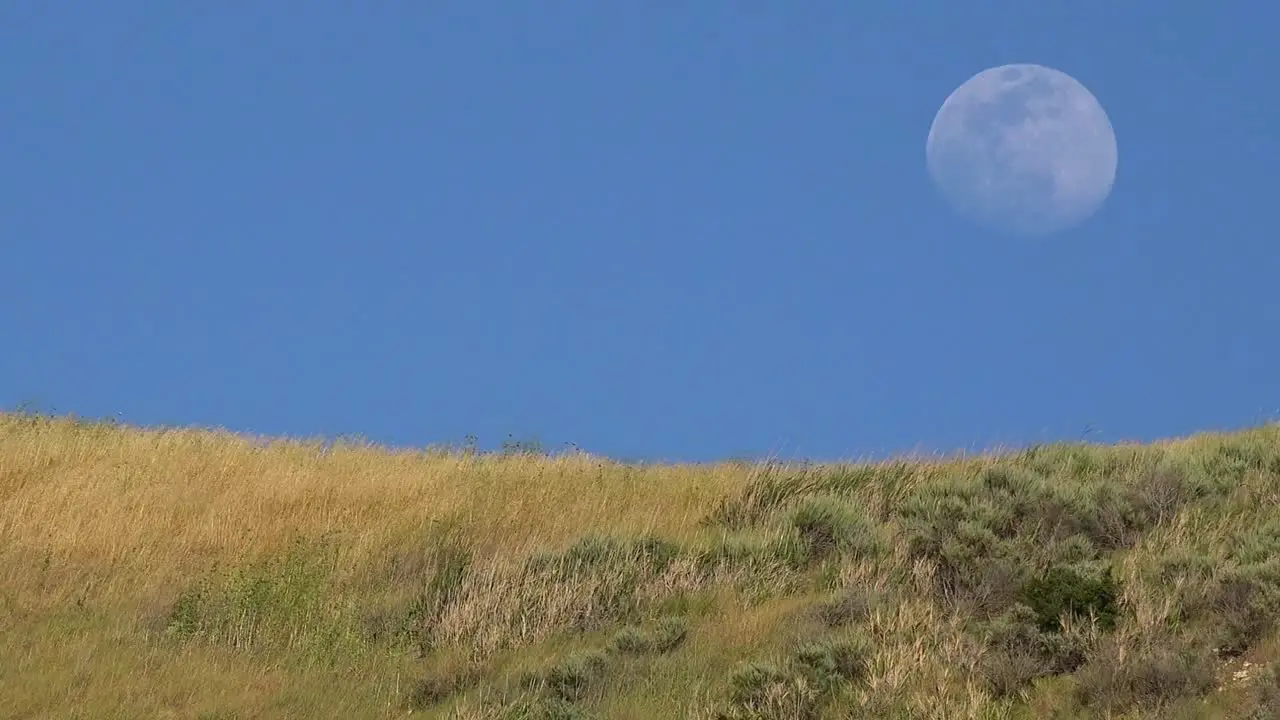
[524,649,613,703]
[788,495,883,563]
[405,535,474,654]
[703,469,822,531]
[609,617,688,655]
[408,659,482,710]
[1019,564,1120,634]
[518,534,684,631]
[690,531,808,601]
[164,536,354,658]
[702,462,919,531]
[712,633,872,720]
[973,603,1093,699]
[1073,629,1217,714]
[814,586,877,628]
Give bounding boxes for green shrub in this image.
[696,532,801,576]
[165,580,210,639]
[695,534,768,572]
[792,634,872,686]
[630,534,683,572]
[763,531,813,572]
[719,661,819,720]
[408,538,473,653]
[1074,632,1216,713]
[1204,564,1280,657]
[1233,517,1280,566]
[650,616,689,652]
[610,626,650,654]
[523,650,612,703]
[1168,526,1280,658]
[704,462,920,531]
[789,496,880,562]
[808,464,900,497]
[609,617,687,655]
[973,604,1091,698]
[903,505,1028,617]
[1018,564,1120,634]
[163,537,340,652]
[407,663,481,708]
[512,534,685,634]
[1122,462,1201,528]
[903,459,1185,563]
[1197,438,1280,486]
[809,462,918,521]
[1015,443,1116,481]
[533,534,680,578]
[703,470,821,530]
[714,634,872,720]
[815,586,875,628]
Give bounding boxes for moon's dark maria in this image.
[926,64,1118,237]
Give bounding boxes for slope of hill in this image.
[3,412,1280,719]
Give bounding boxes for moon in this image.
[925,63,1118,237]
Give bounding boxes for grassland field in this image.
[4,412,1280,719]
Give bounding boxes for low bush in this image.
[1073,631,1216,713]
[815,586,875,628]
[609,617,688,655]
[407,662,482,708]
[713,634,872,720]
[1202,564,1280,658]
[1018,564,1121,634]
[703,470,821,530]
[789,496,881,563]
[717,661,820,720]
[903,507,1029,618]
[522,650,613,703]
[973,604,1092,699]
[792,635,872,686]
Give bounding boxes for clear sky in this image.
[3,4,1276,462]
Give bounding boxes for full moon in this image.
[925,63,1118,237]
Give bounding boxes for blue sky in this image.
[2,4,1276,462]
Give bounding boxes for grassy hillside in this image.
[4,413,1280,719]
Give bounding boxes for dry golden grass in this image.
[4,412,1280,718]
[2,414,737,603]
